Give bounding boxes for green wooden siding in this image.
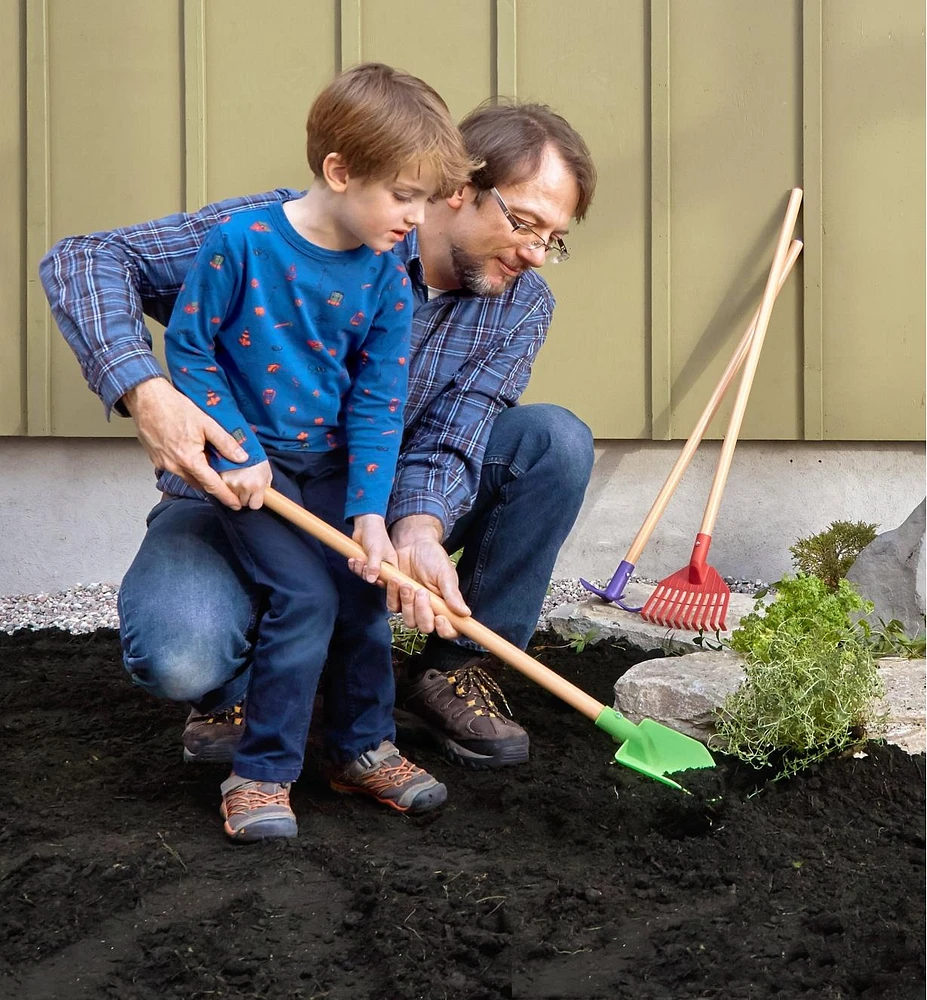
[7,0,924,441]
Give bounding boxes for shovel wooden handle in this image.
[261,487,605,722]
[624,237,804,565]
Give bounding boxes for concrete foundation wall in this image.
[0,438,923,597]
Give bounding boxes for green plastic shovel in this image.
[263,488,716,791]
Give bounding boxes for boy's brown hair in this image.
[307,63,475,197]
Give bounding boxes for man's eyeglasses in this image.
[489,188,570,264]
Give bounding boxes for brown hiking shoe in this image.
[395,658,529,769]
[183,704,245,763]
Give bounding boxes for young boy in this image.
[164,63,474,842]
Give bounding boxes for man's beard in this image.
[449,245,516,297]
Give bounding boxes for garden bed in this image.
[1,627,923,999]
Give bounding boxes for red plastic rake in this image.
[641,187,804,632]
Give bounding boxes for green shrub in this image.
[715,574,886,779]
[788,520,878,591]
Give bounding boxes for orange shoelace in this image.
[225,784,289,818]
[354,756,424,793]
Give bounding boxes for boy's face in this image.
[341,162,438,253]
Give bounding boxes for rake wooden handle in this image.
[261,487,606,722]
[624,237,803,565]
[698,187,804,536]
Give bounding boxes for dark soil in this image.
[1,628,923,1000]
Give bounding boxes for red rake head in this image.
[641,565,731,632]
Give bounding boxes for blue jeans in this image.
[118,403,593,733]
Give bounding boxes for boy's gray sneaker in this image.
[395,658,529,769]
[183,703,245,763]
[329,740,447,813]
[220,773,297,842]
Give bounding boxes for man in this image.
[41,100,597,771]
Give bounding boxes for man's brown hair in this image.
[306,63,474,197]
[459,101,596,222]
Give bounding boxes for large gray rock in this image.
[548,583,763,655]
[613,650,745,740]
[613,653,926,755]
[847,499,926,638]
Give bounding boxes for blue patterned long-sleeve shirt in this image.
[164,204,411,519]
[39,190,555,536]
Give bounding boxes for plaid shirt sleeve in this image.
[38,189,297,419]
[387,282,554,534]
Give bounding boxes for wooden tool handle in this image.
[624,238,803,564]
[699,187,804,536]
[261,487,605,722]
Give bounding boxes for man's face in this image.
[447,145,579,296]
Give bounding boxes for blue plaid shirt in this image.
[40,189,555,533]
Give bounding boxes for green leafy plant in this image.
[533,626,601,654]
[390,617,427,658]
[857,617,927,659]
[713,574,886,779]
[789,520,878,591]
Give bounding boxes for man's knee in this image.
[121,624,243,703]
[494,403,594,487]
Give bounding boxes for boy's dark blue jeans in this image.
[118,404,594,758]
[199,447,393,784]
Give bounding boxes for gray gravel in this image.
[0,577,769,636]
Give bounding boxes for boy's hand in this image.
[350,514,398,585]
[219,460,272,510]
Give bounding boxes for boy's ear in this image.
[445,185,469,210]
[322,152,350,192]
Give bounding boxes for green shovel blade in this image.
[595,707,716,790]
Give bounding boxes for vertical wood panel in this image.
[341,0,363,68]
[650,0,672,440]
[820,0,925,439]
[25,0,50,435]
[518,0,650,439]
[801,0,824,440]
[494,0,517,99]
[45,0,185,435]
[0,0,26,435]
[357,0,492,122]
[204,0,337,200]
[183,0,207,212]
[667,0,803,441]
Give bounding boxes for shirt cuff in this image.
[386,491,451,536]
[93,349,168,419]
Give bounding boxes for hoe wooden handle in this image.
[625,237,804,564]
[262,487,605,722]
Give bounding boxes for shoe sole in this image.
[330,778,448,814]
[183,742,240,764]
[393,708,530,770]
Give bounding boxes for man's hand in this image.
[388,514,471,638]
[220,460,272,510]
[122,377,248,509]
[350,514,398,585]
